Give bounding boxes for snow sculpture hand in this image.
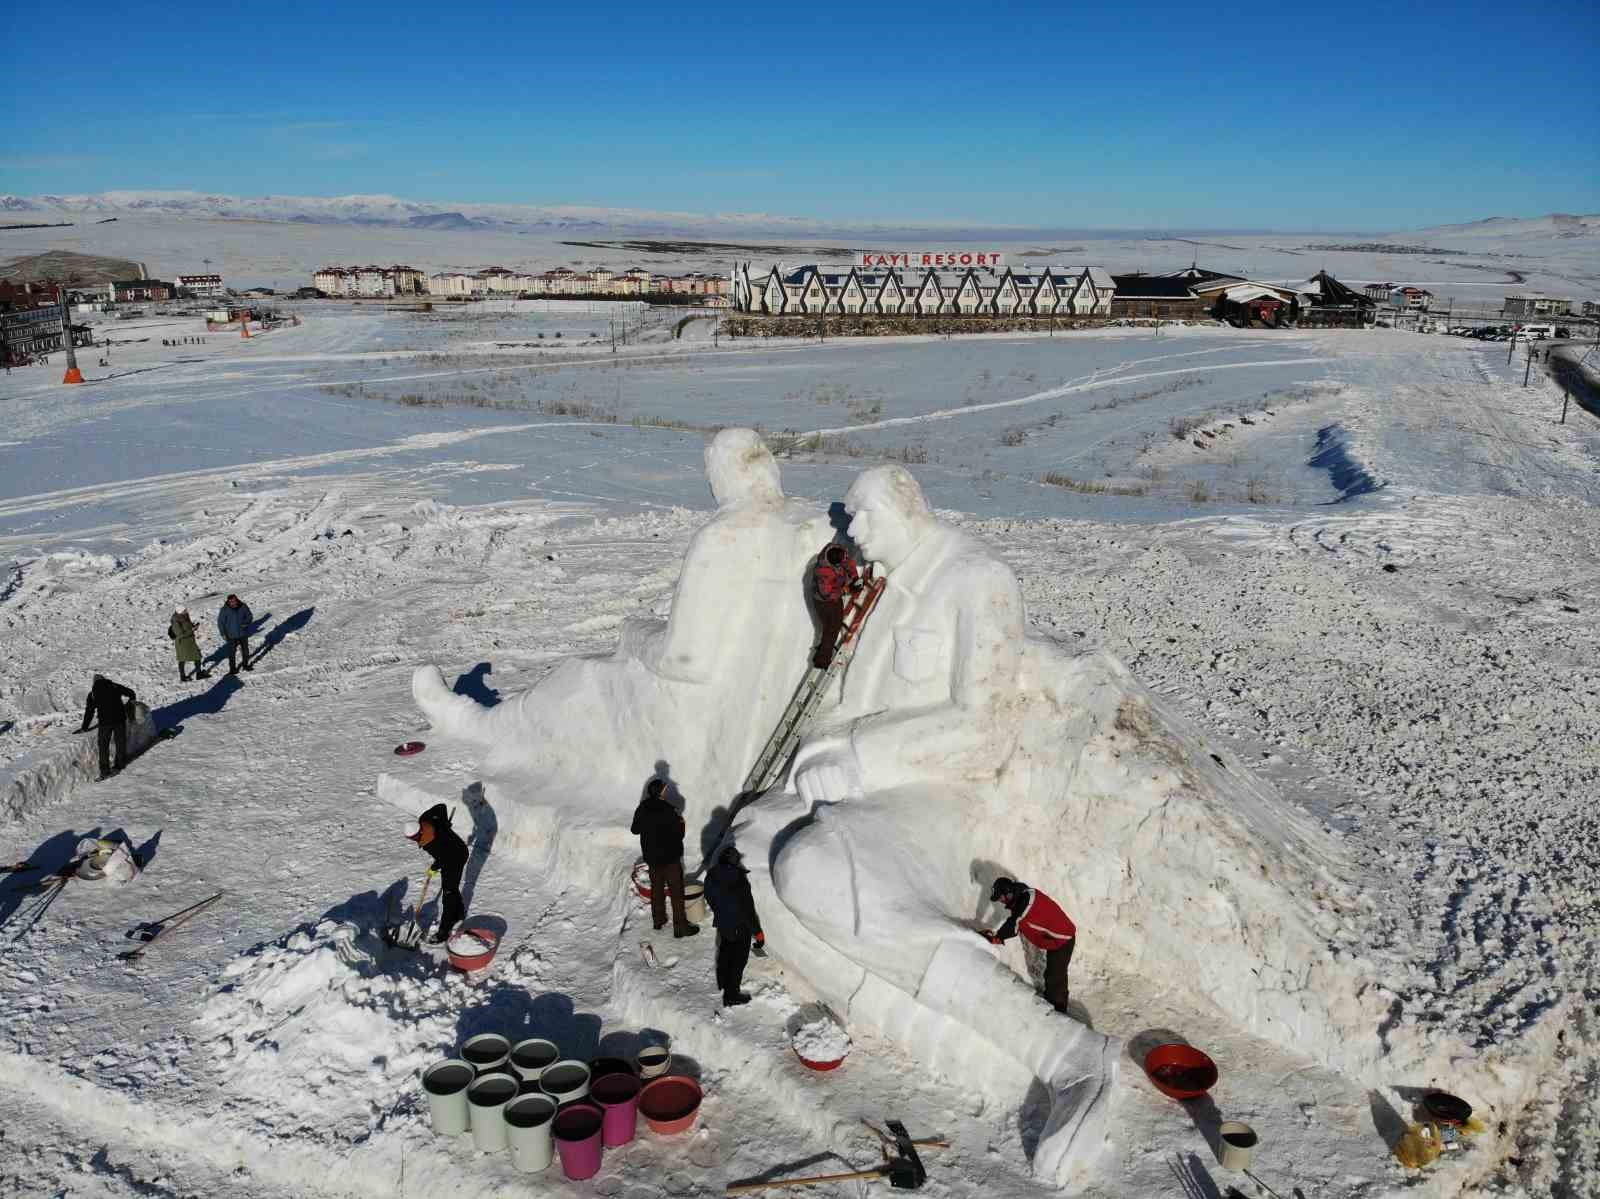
[788,735,864,805]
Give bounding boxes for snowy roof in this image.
[1224,284,1287,304]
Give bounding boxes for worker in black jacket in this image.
[405,803,469,944]
[704,844,764,1006]
[630,777,698,937]
[77,674,137,779]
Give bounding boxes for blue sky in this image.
[2,0,1596,230]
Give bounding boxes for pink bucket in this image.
[552,1102,604,1180]
[590,1071,642,1147]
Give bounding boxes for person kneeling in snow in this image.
[984,877,1076,1015]
[405,803,468,944]
[704,844,764,1007]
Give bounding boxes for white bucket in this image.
[637,1046,672,1079]
[461,1032,510,1073]
[538,1060,592,1107]
[683,883,708,923]
[1219,1122,1258,1170]
[510,1038,560,1083]
[422,1059,476,1136]
[504,1093,558,1172]
[467,1073,519,1152]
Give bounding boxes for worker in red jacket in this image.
[983,876,1076,1015]
[810,542,861,669]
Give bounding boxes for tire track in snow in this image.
[798,357,1330,437]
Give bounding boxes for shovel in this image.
[384,870,433,950]
[726,1118,932,1193]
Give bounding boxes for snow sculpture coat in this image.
[168,612,201,663]
[217,600,253,641]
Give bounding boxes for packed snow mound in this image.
[407,434,1394,1186]
[791,1015,851,1062]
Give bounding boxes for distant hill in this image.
[0,189,1018,239]
[1398,213,1600,240]
[407,211,479,231]
[0,249,144,285]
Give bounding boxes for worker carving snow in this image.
[737,464,1119,1187]
[409,428,830,832]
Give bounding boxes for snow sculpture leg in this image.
[769,797,1118,1187]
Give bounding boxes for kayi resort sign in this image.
[858,250,1007,269]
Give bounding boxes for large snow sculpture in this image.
[412,427,829,827]
[406,440,1378,1192]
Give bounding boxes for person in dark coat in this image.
[168,606,207,682]
[405,803,469,944]
[217,594,254,675]
[77,673,137,779]
[630,777,698,938]
[704,844,763,1006]
[984,877,1077,1015]
[810,543,861,669]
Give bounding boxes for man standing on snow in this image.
[984,877,1077,1015]
[405,803,469,944]
[217,594,254,675]
[631,778,698,938]
[168,606,207,682]
[78,673,138,779]
[704,843,764,1006]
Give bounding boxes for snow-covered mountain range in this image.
[0,190,1010,237]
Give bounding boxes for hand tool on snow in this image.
[119,892,223,960]
[726,1118,929,1193]
[385,869,434,950]
[126,891,227,942]
[859,1119,949,1151]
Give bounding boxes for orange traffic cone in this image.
[63,366,84,384]
[240,321,251,338]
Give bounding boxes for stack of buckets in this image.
[422,1034,680,1181]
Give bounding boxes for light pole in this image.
[60,291,83,383]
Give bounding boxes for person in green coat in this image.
[168,606,207,682]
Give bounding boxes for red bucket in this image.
[639,1075,702,1135]
[631,861,652,900]
[446,928,499,972]
[1143,1044,1218,1100]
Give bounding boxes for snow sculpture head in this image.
[844,465,935,571]
[705,427,782,507]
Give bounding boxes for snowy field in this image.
[1,299,1597,1199]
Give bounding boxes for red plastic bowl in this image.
[1143,1044,1218,1100]
[794,1047,847,1072]
[446,928,499,972]
[631,861,652,901]
[639,1075,702,1134]
[393,741,425,757]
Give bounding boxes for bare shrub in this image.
[1000,427,1028,447]
[1170,414,1201,440]
[1246,477,1273,504]
[1186,480,1211,502]
[1041,472,1148,497]
[885,444,930,464]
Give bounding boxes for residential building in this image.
[1504,292,1572,318]
[175,273,225,296]
[1365,282,1395,303]
[1109,275,1207,320]
[1392,286,1433,310]
[110,279,174,303]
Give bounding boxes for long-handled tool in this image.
[726,1118,932,1194]
[384,870,434,950]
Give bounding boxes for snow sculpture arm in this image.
[850,559,1025,793]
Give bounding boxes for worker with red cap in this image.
[405,803,469,944]
[983,877,1077,1015]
